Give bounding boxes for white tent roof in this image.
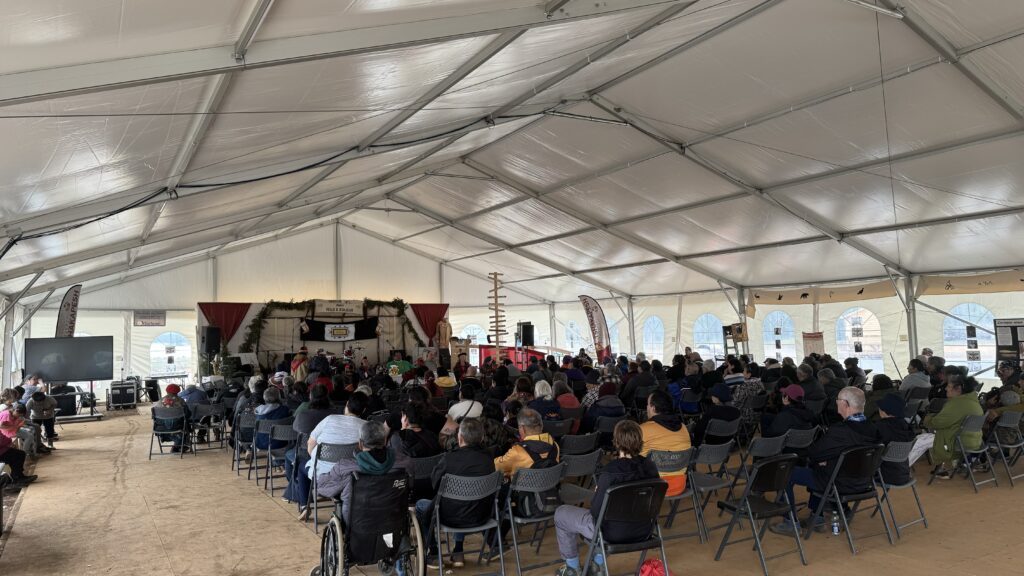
[2,0,1024,307]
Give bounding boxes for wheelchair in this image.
[310,469,425,576]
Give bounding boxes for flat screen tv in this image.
[24,336,114,382]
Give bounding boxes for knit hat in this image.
[780,384,804,402]
[877,394,905,418]
[585,370,601,385]
[710,383,732,403]
[598,382,617,397]
[165,384,181,395]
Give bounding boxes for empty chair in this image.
[579,479,670,576]
[715,454,806,576]
[725,434,789,502]
[875,440,928,538]
[668,441,734,543]
[595,416,625,451]
[410,452,445,500]
[231,412,257,474]
[560,433,600,456]
[804,444,893,555]
[648,449,699,540]
[543,419,573,439]
[559,450,602,507]
[989,410,1024,486]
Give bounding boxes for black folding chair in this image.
[580,479,670,576]
[804,444,894,554]
[507,464,565,575]
[560,433,599,456]
[150,406,190,460]
[231,412,256,474]
[308,442,359,532]
[251,417,293,483]
[433,472,506,575]
[715,454,806,576]
[559,450,602,506]
[190,403,226,450]
[542,418,573,440]
[874,440,927,538]
[989,410,1024,486]
[648,449,701,541]
[954,414,998,492]
[724,434,788,504]
[265,425,298,495]
[668,441,733,542]
[595,415,625,452]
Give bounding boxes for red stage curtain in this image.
[198,303,252,343]
[410,304,449,345]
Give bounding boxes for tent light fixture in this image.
[843,0,903,19]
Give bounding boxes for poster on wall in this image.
[802,332,824,356]
[134,310,167,327]
[994,318,1024,363]
[416,347,439,368]
[314,300,363,316]
[967,350,982,361]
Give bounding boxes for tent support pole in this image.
[905,276,918,360]
[719,282,740,318]
[0,271,42,323]
[737,288,749,356]
[549,303,557,354]
[334,222,342,299]
[627,299,637,356]
[13,289,53,336]
[675,295,684,356]
[913,299,995,336]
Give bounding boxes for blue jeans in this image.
[283,448,310,503]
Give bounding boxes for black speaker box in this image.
[201,326,222,355]
[520,323,535,347]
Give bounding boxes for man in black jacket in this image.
[619,360,655,409]
[691,383,740,446]
[772,387,878,534]
[415,418,495,569]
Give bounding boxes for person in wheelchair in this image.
[312,420,423,576]
[317,420,411,527]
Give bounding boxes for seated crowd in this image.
[149,343,1021,574]
[0,374,61,488]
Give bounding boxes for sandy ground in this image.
[1,409,1021,576]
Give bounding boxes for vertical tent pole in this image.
[549,303,557,356]
[737,287,749,356]
[627,298,637,356]
[905,275,918,360]
[334,222,342,300]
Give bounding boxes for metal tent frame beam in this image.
[880,0,1024,120]
[462,158,741,288]
[589,94,912,275]
[0,0,690,107]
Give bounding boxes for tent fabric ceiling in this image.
[3,0,1024,307]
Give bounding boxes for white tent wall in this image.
[339,226,441,303]
[672,292,739,361]
[745,303,816,364]
[553,298,630,358]
[817,297,910,381]
[916,291,1024,385]
[217,226,337,302]
[128,311,200,381]
[77,260,214,310]
[448,304,552,348]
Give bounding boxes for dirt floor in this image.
[1,409,1022,576]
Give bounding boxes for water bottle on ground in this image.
[831,510,840,535]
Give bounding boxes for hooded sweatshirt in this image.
[640,413,691,495]
[318,447,409,525]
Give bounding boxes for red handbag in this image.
[638,558,675,576]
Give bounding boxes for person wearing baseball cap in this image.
[692,383,740,446]
[763,383,817,438]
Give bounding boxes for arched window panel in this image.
[642,316,665,361]
[150,331,192,377]
[835,307,883,375]
[761,310,797,362]
[942,303,996,378]
[564,320,593,355]
[693,313,724,360]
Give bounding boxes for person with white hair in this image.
[254,386,290,451]
[528,380,562,420]
[772,387,879,535]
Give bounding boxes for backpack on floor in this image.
[639,559,675,576]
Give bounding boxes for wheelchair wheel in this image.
[401,507,426,576]
[318,515,346,576]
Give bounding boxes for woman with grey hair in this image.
[254,385,290,451]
